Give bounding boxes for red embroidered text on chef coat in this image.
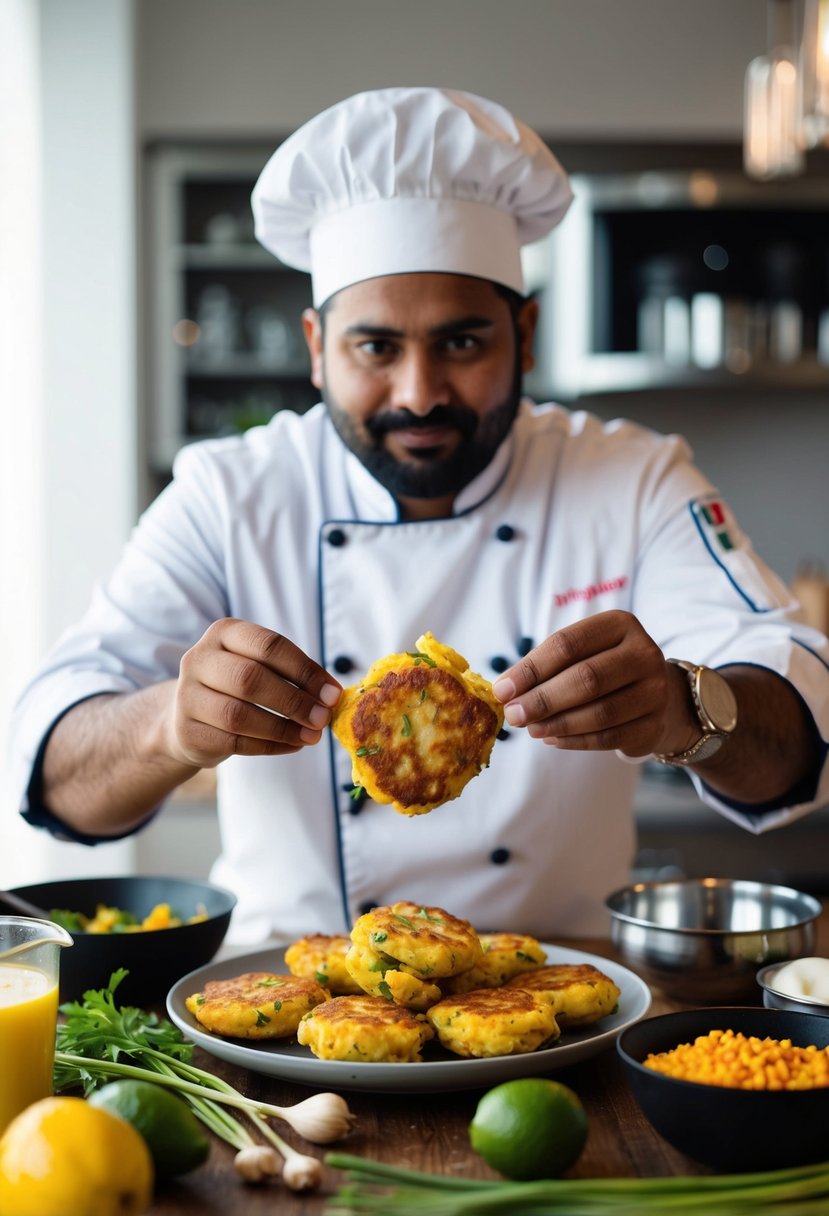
[554,576,628,607]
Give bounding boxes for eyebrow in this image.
[343,314,496,339]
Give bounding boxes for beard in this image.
[322,354,523,502]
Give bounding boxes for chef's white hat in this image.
[251,86,573,306]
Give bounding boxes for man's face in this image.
[302,273,538,509]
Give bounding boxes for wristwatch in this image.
[653,659,738,767]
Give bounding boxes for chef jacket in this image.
[10,401,829,943]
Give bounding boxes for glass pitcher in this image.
[0,916,73,1133]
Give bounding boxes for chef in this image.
[9,87,829,944]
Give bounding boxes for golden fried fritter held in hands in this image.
[331,632,504,815]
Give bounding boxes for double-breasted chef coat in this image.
[11,401,829,944]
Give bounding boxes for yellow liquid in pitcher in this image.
[0,963,58,1133]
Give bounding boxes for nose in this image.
[389,349,450,417]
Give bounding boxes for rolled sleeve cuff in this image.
[690,651,829,834]
[18,692,159,846]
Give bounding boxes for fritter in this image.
[297,994,434,1062]
[284,934,363,995]
[427,987,560,1058]
[351,900,484,978]
[507,964,621,1027]
[184,971,329,1040]
[344,941,443,1010]
[345,901,483,1009]
[331,631,504,815]
[440,932,547,995]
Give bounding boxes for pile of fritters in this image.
[331,632,504,815]
[296,901,621,1063]
[185,899,622,1063]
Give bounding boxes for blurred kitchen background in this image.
[2,0,828,891]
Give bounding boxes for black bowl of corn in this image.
[618,1007,829,1170]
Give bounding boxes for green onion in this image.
[401,714,412,737]
[54,971,318,1160]
[324,1153,829,1214]
[408,651,437,667]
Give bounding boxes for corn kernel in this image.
[644,1030,829,1090]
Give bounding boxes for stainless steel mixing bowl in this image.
[605,878,822,1003]
[756,959,829,1016]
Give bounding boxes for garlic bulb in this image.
[281,1153,323,1191]
[279,1092,356,1143]
[234,1145,281,1183]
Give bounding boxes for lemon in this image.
[469,1077,588,1180]
[88,1079,209,1181]
[0,1095,154,1216]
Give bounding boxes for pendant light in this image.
[744,0,805,179]
[799,0,829,147]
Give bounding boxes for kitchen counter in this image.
[146,906,829,1214]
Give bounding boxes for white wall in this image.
[0,0,138,885]
[136,0,766,139]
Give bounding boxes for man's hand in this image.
[164,619,342,768]
[491,610,696,758]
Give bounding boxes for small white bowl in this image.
[757,960,829,1016]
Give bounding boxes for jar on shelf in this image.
[194,285,241,362]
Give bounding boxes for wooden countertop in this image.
[148,909,829,1215]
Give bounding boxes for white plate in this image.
[167,944,651,1093]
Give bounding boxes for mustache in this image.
[366,405,478,442]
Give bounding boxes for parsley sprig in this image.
[54,969,315,1155]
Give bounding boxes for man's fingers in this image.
[204,619,342,707]
[504,645,653,727]
[541,709,663,756]
[493,611,631,701]
[176,687,319,764]
[525,681,663,740]
[183,646,334,730]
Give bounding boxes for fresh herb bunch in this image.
[53,969,351,1189]
[324,1152,829,1215]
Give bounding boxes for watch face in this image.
[697,668,738,734]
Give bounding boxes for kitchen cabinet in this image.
[143,143,314,500]
[144,147,829,488]
[528,169,829,402]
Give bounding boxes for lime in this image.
[88,1079,209,1181]
[469,1077,588,1180]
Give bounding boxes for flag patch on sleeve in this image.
[693,496,736,552]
